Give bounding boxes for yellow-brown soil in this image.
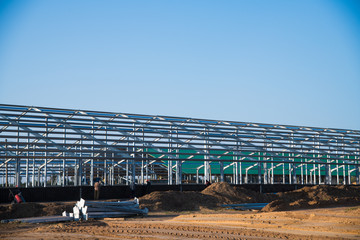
[0,206,359,239]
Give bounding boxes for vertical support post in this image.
[104,159,107,186]
[301,162,304,184]
[126,159,129,185]
[292,163,297,184]
[356,148,360,184]
[239,134,243,184]
[26,132,29,187]
[141,160,144,185]
[168,127,173,185]
[219,161,224,182]
[263,137,268,185]
[5,139,8,187]
[145,154,149,182]
[90,121,94,186]
[239,161,242,184]
[141,126,144,184]
[32,144,35,187]
[336,160,339,185]
[325,158,331,185]
[313,164,316,184]
[62,127,66,186]
[282,162,285,184]
[271,163,274,184]
[356,161,360,185]
[234,129,239,185]
[62,158,65,186]
[131,124,136,189]
[111,153,115,185]
[305,160,308,184]
[44,119,48,187]
[37,168,40,187]
[196,168,199,184]
[245,169,248,184]
[232,162,236,184]
[258,153,262,184]
[16,126,20,187]
[289,163,292,184]
[175,128,182,185]
[204,128,210,183]
[104,127,108,186]
[79,138,83,186]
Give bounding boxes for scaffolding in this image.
[0,104,359,188]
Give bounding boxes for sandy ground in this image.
[0,205,359,240]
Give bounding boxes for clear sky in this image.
[0,0,359,130]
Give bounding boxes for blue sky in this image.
[0,0,359,130]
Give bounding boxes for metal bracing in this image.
[0,104,360,188]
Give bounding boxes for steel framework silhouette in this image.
[0,104,359,188]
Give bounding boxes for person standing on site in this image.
[94,181,101,200]
[205,180,211,187]
[146,180,152,194]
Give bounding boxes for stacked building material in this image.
[221,203,269,210]
[63,198,148,220]
[1,198,147,224]
[1,215,73,224]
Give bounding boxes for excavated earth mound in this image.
[2,184,358,218]
[0,202,74,220]
[201,182,276,203]
[262,185,360,212]
[139,191,218,211]
[140,182,276,211]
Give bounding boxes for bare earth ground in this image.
[1,206,359,240]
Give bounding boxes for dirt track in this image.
[1,206,359,239]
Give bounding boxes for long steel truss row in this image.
[0,104,359,188]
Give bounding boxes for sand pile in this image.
[262,185,360,212]
[0,202,74,220]
[140,182,274,211]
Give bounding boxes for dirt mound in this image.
[0,202,74,220]
[140,191,218,211]
[140,182,276,211]
[262,185,360,212]
[202,182,276,203]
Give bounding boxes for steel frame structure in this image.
[0,104,359,188]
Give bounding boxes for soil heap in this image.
[0,202,74,220]
[201,182,276,204]
[140,182,274,211]
[262,185,360,212]
[139,191,218,211]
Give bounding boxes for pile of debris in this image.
[1,198,147,224]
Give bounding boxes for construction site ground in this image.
[0,206,359,239]
[0,183,359,239]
